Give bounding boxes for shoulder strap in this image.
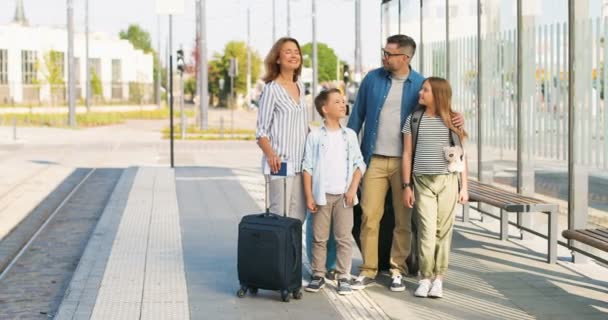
[410,106,425,169]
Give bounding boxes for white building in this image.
[0,0,154,104]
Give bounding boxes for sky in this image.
[1,0,382,70]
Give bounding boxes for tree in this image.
[119,24,153,53]
[209,41,263,108]
[36,51,65,105]
[119,24,161,103]
[301,42,340,82]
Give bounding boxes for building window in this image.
[21,50,37,84]
[89,58,101,79]
[112,59,121,83]
[0,49,7,84]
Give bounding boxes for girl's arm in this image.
[459,153,469,204]
[401,133,415,208]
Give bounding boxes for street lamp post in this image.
[312,0,318,121]
[85,0,90,112]
[67,0,76,127]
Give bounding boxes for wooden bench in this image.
[463,180,559,264]
[562,229,608,259]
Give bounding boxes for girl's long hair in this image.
[262,37,302,83]
[424,77,468,141]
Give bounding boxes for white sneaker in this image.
[414,279,432,297]
[389,275,406,292]
[428,279,443,298]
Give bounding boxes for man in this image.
[347,35,463,291]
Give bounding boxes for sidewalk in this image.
[55,166,608,320]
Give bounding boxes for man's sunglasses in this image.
[382,49,410,59]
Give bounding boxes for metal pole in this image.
[156,15,161,109]
[287,0,291,37]
[273,0,276,42]
[247,6,252,110]
[67,0,76,127]
[354,0,362,82]
[180,69,185,139]
[85,0,90,112]
[312,0,318,121]
[200,0,209,130]
[231,75,234,136]
[477,0,482,182]
[169,14,174,168]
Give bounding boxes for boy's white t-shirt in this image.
[323,129,348,195]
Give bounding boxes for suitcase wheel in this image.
[280,290,291,302]
[237,286,247,298]
[292,289,302,300]
[249,287,258,295]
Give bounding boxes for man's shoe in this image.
[351,275,375,290]
[414,279,432,297]
[337,278,353,295]
[305,276,326,292]
[428,279,443,298]
[389,275,406,292]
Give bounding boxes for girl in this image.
[401,77,469,298]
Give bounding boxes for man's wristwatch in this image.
[402,182,412,189]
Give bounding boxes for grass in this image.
[162,125,256,140]
[0,109,195,128]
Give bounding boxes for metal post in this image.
[247,6,252,111]
[477,0,482,183]
[231,75,234,136]
[200,0,209,130]
[287,0,291,37]
[67,0,76,127]
[156,15,161,109]
[354,0,362,82]
[312,0,318,121]
[445,0,449,79]
[273,0,276,42]
[568,0,590,263]
[169,14,174,168]
[85,0,90,112]
[180,67,185,140]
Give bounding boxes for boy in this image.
[302,88,366,295]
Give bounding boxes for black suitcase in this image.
[237,177,303,302]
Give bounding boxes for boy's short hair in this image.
[314,88,341,118]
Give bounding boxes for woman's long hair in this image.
[424,77,468,141]
[262,37,302,83]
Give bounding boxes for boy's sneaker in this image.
[305,276,326,292]
[351,275,375,290]
[389,275,406,292]
[428,279,443,298]
[414,279,432,297]
[337,278,353,295]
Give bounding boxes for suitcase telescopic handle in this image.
[264,175,288,217]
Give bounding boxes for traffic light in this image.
[343,64,350,85]
[176,49,185,73]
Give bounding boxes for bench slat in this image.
[468,181,557,212]
[469,183,545,205]
[585,229,608,242]
[592,229,608,238]
[562,229,608,252]
[577,230,608,244]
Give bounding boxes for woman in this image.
[256,37,337,274]
[401,77,469,298]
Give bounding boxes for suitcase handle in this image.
[264,175,288,217]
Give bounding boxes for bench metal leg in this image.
[548,210,557,264]
[500,209,508,240]
[462,202,470,223]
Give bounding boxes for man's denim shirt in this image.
[302,124,366,206]
[347,67,425,166]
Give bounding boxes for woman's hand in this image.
[266,152,281,174]
[306,197,318,213]
[459,187,469,204]
[403,187,415,208]
[451,112,465,128]
[344,189,356,207]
